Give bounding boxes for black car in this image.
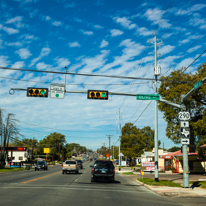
[90,160,115,182]
[35,161,48,171]
[76,160,83,169]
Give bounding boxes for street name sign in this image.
[50,84,65,99]
[181,127,190,138]
[178,112,190,121]
[181,138,190,145]
[194,80,202,90]
[180,121,189,128]
[136,94,160,100]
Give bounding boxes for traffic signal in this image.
[27,87,48,97]
[87,90,108,100]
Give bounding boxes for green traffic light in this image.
[101,92,106,98]
[40,90,45,95]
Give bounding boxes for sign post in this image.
[50,84,65,99]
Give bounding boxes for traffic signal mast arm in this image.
[182,76,206,103]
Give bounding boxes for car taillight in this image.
[92,168,94,172]
[113,168,115,173]
[76,165,77,168]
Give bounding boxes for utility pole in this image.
[58,143,60,161]
[118,109,122,171]
[106,135,113,161]
[113,142,115,160]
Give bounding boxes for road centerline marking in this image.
[21,171,61,184]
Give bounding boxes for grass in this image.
[0,167,27,173]
[190,181,206,189]
[137,178,182,187]
[122,172,135,175]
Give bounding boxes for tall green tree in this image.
[121,123,158,162]
[167,146,181,152]
[158,62,206,145]
[196,137,206,174]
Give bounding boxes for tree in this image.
[0,109,23,168]
[167,146,181,152]
[196,137,206,174]
[121,123,159,163]
[38,132,66,161]
[158,63,206,145]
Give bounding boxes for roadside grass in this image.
[122,172,135,175]
[0,167,27,173]
[137,178,182,187]
[190,181,206,189]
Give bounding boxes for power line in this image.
[162,28,206,76]
[133,100,153,125]
[162,0,190,40]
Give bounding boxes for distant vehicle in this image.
[76,160,83,169]
[90,160,115,182]
[35,161,48,171]
[90,158,93,161]
[62,160,79,174]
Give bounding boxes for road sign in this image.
[181,138,190,145]
[180,121,189,128]
[50,84,65,99]
[178,112,190,120]
[194,79,202,90]
[44,148,50,153]
[181,127,190,138]
[136,94,160,100]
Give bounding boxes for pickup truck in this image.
[62,160,79,174]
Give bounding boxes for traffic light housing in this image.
[27,87,48,97]
[87,90,108,100]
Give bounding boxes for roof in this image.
[164,150,198,159]
[200,144,206,149]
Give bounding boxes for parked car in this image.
[35,161,48,171]
[76,160,83,169]
[62,160,79,174]
[90,160,115,182]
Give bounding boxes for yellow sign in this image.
[142,171,144,175]
[44,148,50,153]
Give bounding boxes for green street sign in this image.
[136,94,160,100]
[194,80,202,90]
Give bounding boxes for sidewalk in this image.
[116,167,206,197]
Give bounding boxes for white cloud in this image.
[189,13,206,29]
[11,61,25,68]
[136,27,153,36]
[15,48,32,59]
[46,16,51,20]
[187,45,201,53]
[113,17,136,29]
[100,40,109,48]
[30,47,51,66]
[5,42,22,47]
[179,4,206,15]
[94,25,104,29]
[36,62,51,70]
[6,16,23,24]
[68,42,80,47]
[81,30,94,35]
[52,21,62,26]
[55,58,70,69]
[110,29,123,36]
[144,8,171,28]
[159,45,175,56]
[64,2,76,8]
[2,26,19,34]
[0,55,10,66]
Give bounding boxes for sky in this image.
[0,0,206,151]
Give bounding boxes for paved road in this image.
[0,161,205,206]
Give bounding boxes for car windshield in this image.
[94,161,113,169]
[37,162,45,165]
[65,161,76,164]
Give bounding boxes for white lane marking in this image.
[0,187,145,193]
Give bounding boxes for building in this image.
[0,147,28,165]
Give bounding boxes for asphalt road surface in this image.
[0,161,205,206]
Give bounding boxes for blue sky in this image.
[0,0,206,151]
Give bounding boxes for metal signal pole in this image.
[119,109,121,171]
[106,135,113,161]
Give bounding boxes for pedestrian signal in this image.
[27,88,48,97]
[87,90,108,100]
